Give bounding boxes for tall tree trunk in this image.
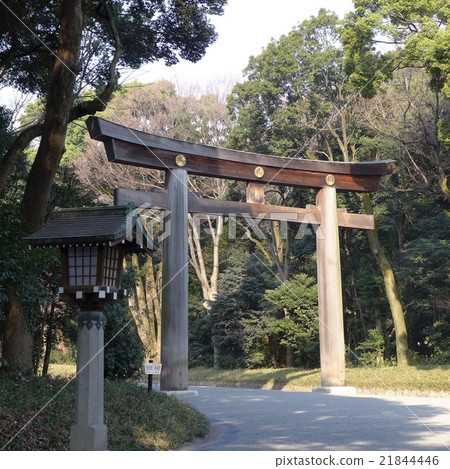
[438,166,450,201]
[3,290,33,371]
[188,214,222,307]
[20,0,83,232]
[3,0,84,372]
[188,215,222,366]
[145,254,162,361]
[267,220,295,366]
[127,254,160,361]
[0,1,123,198]
[334,115,409,365]
[362,193,410,366]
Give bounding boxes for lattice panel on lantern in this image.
[102,246,120,287]
[68,246,98,287]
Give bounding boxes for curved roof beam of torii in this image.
[86,116,396,193]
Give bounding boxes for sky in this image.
[125,0,355,93]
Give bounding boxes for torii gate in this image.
[87,116,396,392]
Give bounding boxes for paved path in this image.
[179,387,450,451]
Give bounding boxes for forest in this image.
[0,1,449,378]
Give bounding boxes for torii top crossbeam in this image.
[86,117,396,193]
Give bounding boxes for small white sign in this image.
[144,362,162,375]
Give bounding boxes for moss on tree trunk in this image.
[362,193,410,366]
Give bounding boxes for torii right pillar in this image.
[314,185,356,394]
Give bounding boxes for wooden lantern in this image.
[25,205,155,308]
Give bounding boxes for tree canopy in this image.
[0,0,227,96]
[227,9,347,158]
[342,0,450,98]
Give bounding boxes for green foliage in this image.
[342,0,450,97]
[0,159,97,372]
[188,315,215,368]
[188,292,214,368]
[264,274,319,367]
[0,160,97,369]
[103,303,144,380]
[105,380,209,450]
[0,106,14,155]
[354,329,386,367]
[209,254,267,369]
[438,115,450,150]
[397,211,450,355]
[224,6,450,369]
[0,371,209,450]
[227,9,345,156]
[424,319,450,364]
[0,203,57,325]
[47,165,96,212]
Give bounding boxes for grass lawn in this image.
[0,367,209,451]
[47,363,450,397]
[188,365,450,397]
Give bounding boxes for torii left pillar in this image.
[160,169,189,391]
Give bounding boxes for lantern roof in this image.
[25,205,157,253]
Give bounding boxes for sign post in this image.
[144,360,162,392]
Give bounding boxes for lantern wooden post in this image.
[70,310,107,451]
[315,186,346,388]
[160,168,189,391]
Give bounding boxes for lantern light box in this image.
[25,205,155,306]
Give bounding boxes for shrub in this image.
[104,303,144,380]
[355,329,386,367]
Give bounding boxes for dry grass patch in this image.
[189,365,450,396]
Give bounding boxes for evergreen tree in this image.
[103,303,144,380]
[264,274,319,368]
[209,254,266,368]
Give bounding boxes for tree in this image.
[0,0,227,371]
[226,10,348,364]
[0,130,97,373]
[227,9,345,157]
[209,254,267,368]
[103,303,144,380]
[342,0,450,198]
[227,8,412,365]
[264,274,319,368]
[19,0,84,233]
[357,68,450,203]
[353,67,450,362]
[398,211,450,361]
[1,0,227,227]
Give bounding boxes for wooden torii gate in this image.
[87,116,396,392]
